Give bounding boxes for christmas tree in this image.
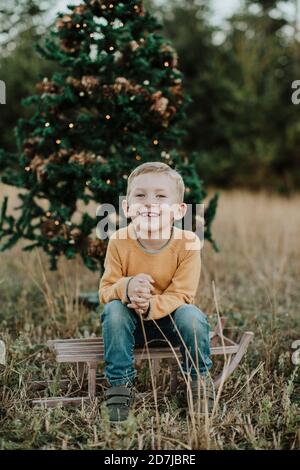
[0,0,219,272]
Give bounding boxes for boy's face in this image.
[122,173,187,238]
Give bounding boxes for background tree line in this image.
[1,0,300,192]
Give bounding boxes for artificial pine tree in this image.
[0,0,218,273]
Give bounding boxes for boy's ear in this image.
[173,202,187,221]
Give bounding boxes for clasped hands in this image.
[127,273,154,316]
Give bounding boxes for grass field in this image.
[0,187,299,450]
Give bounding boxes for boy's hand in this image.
[127,273,154,315]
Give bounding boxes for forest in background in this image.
[1,0,300,192]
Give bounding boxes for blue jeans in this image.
[100,300,213,387]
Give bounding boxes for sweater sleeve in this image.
[144,235,202,321]
[99,239,133,305]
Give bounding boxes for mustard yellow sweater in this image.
[99,222,201,320]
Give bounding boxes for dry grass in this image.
[0,186,299,450]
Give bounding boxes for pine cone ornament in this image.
[113,77,131,94]
[160,44,178,68]
[48,149,71,163]
[56,15,74,31]
[129,40,140,52]
[36,78,59,95]
[73,4,88,15]
[81,75,100,92]
[86,238,106,258]
[41,220,70,239]
[23,137,41,157]
[133,2,145,16]
[169,83,183,104]
[29,156,47,182]
[150,91,169,115]
[69,151,94,165]
[70,228,83,243]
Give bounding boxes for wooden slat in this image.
[55,345,104,353]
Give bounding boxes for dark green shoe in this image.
[103,385,135,423]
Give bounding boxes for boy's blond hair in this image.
[126,162,185,203]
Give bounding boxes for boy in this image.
[99,162,214,422]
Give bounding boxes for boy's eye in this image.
[136,194,144,197]
[157,195,166,198]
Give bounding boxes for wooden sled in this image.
[32,317,254,408]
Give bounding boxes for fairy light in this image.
[106,179,111,184]
[83,23,87,28]
[143,80,150,85]
[45,122,50,127]
[122,174,128,179]
[90,33,94,38]
[153,139,159,145]
[69,123,74,128]
[76,23,81,28]
[164,61,169,67]
[105,114,111,120]
[79,91,85,97]
[109,46,114,51]
[25,166,30,171]
[109,3,114,8]
[86,180,91,186]
[56,139,61,144]
[135,155,142,161]
[54,220,60,226]
[46,211,51,217]
[132,147,136,151]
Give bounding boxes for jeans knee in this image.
[173,305,210,336]
[101,300,135,329]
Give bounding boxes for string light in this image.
[109,3,114,8]
[69,239,75,244]
[122,174,128,179]
[45,122,50,127]
[56,139,61,144]
[69,123,74,128]
[101,4,106,9]
[164,61,169,67]
[143,80,150,85]
[76,23,81,28]
[54,220,60,226]
[90,33,94,38]
[83,23,87,28]
[132,147,136,151]
[135,155,142,161]
[153,139,159,145]
[86,180,91,186]
[79,91,85,97]
[106,179,111,184]
[25,166,30,171]
[105,114,111,120]
[109,46,114,51]
[46,211,51,217]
